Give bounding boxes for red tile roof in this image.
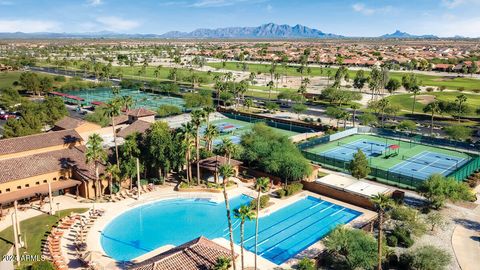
[126,108,156,118]
[54,116,86,130]
[0,130,82,156]
[0,146,103,184]
[130,237,235,270]
[117,120,152,138]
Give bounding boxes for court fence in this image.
[220,112,316,134]
[299,127,480,189]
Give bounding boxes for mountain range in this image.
[0,23,451,39]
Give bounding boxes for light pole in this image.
[11,213,20,267]
[56,203,60,218]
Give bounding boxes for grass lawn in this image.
[207,62,480,91]
[386,91,480,117]
[36,61,219,85]
[0,72,22,89]
[0,208,88,267]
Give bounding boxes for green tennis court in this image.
[62,88,185,110]
[206,118,299,145]
[305,134,471,181]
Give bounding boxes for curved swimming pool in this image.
[101,195,361,265]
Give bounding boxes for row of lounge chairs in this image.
[108,185,155,202]
[41,215,81,270]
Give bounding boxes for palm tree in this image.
[423,99,442,135]
[266,80,274,100]
[204,125,219,152]
[244,99,253,111]
[120,95,134,111]
[219,164,237,270]
[105,163,120,195]
[234,205,255,270]
[371,193,394,270]
[213,257,232,270]
[218,138,239,164]
[350,103,360,127]
[190,110,206,185]
[203,106,216,128]
[180,122,195,184]
[85,134,107,200]
[104,99,122,166]
[254,177,270,270]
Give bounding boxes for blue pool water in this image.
[101,195,361,264]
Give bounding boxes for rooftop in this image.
[126,108,156,118]
[129,236,235,270]
[118,120,152,138]
[0,146,102,184]
[0,129,82,156]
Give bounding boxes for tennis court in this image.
[390,151,468,180]
[205,118,299,145]
[321,139,389,161]
[303,134,472,183]
[63,88,185,110]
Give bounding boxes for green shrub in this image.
[150,177,164,185]
[386,235,398,247]
[393,226,414,248]
[399,245,451,270]
[179,182,189,189]
[458,87,465,91]
[276,189,286,198]
[157,104,182,117]
[250,195,270,210]
[54,75,66,82]
[285,182,303,196]
[426,87,434,92]
[297,257,315,270]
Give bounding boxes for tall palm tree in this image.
[423,99,442,135]
[85,134,107,200]
[203,106,215,128]
[266,80,274,100]
[104,98,122,166]
[180,122,195,184]
[218,138,239,164]
[190,110,206,185]
[219,164,237,270]
[234,205,255,270]
[254,177,270,270]
[371,193,394,270]
[121,95,134,111]
[204,125,219,152]
[105,163,120,195]
[350,103,360,127]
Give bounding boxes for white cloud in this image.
[87,0,103,7]
[266,4,272,12]
[0,19,59,32]
[96,16,140,31]
[352,3,392,16]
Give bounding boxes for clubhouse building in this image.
[0,128,106,207]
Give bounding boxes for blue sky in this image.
[0,0,479,37]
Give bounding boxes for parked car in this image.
[0,114,17,120]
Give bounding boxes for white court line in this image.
[390,151,430,173]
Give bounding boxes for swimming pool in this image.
[100,195,361,265]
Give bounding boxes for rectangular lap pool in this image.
[232,196,361,264]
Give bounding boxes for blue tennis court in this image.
[320,139,390,161]
[389,151,468,180]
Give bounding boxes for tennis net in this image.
[401,155,459,170]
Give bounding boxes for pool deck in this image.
[81,181,375,270]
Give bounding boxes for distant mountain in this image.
[380,30,438,39]
[160,23,342,39]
